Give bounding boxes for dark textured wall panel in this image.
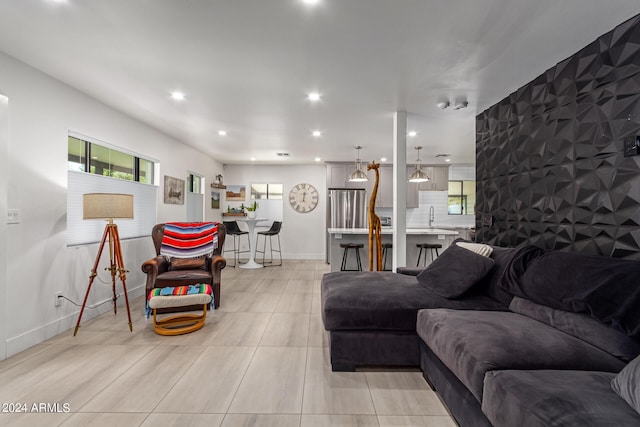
[476,14,640,258]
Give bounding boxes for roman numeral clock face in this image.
[289,183,319,213]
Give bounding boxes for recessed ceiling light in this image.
[312,130,322,138]
[408,130,418,137]
[218,130,227,136]
[250,157,256,161]
[380,157,388,162]
[307,92,321,102]
[171,91,185,101]
[445,158,451,162]
[315,157,321,162]
[302,0,320,5]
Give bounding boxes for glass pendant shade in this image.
[348,146,369,182]
[408,146,430,183]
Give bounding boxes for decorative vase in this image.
[247,210,257,219]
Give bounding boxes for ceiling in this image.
[0,1,639,166]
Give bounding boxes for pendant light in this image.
[408,146,430,183]
[348,145,369,182]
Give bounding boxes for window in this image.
[187,173,203,194]
[251,183,283,200]
[448,180,476,215]
[67,132,158,246]
[68,135,155,184]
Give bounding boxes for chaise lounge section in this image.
[322,241,640,426]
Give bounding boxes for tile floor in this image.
[0,260,457,427]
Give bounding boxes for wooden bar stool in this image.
[340,243,363,271]
[416,243,442,267]
[382,242,393,271]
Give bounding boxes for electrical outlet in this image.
[55,292,63,307]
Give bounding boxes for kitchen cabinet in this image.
[326,163,366,189]
[372,166,418,208]
[418,166,449,191]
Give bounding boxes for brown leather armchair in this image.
[141,223,227,310]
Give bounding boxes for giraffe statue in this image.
[367,161,383,271]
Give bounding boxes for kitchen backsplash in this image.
[377,190,475,228]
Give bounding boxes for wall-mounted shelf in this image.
[211,183,227,189]
[222,212,246,217]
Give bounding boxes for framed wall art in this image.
[211,191,220,209]
[225,185,246,201]
[164,175,185,205]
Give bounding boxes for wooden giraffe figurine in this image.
[367,161,383,271]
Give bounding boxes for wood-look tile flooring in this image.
[0,260,456,427]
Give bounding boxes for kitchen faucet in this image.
[429,205,435,227]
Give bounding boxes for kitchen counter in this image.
[327,227,460,272]
[328,227,459,235]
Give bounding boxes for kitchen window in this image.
[448,180,476,215]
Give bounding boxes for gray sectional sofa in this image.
[321,241,640,426]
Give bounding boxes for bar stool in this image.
[340,243,363,271]
[382,242,393,271]
[255,221,283,267]
[222,221,251,267]
[416,243,442,267]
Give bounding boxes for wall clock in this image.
[289,183,319,213]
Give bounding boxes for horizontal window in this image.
[67,132,159,246]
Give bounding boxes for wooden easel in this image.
[73,220,133,336]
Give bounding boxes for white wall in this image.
[223,165,326,259]
[0,51,224,358]
[0,93,8,360]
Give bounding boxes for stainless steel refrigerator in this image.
[326,188,367,262]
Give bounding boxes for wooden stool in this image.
[382,242,393,271]
[147,284,213,336]
[340,243,364,271]
[416,243,442,267]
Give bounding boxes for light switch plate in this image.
[7,209,20,224]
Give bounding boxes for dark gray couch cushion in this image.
[483,370,640,427]
[612,354,640,415]
[321,271,507,332]
[510,296,640,362]
[416,308,626,402]
[504,250,640,338]
[416,244,495,298]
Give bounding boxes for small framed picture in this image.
[226,185,246,201]
[164,175,185,205]
[211,191,220,209]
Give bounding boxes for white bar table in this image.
[237,218,268,269]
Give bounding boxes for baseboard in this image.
[6,284,145,358]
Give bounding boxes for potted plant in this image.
[244,201,258,219]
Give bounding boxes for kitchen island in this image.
[327,227,459,271]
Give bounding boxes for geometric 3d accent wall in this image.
[476,14,640,259]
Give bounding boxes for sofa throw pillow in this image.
[456,241,493,257]
[170,257,207,271]
[417,243,495,298]
[612,354,640,415]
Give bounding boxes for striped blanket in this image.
[160,222,219,258]
[145,284,213,317]
[147,284,212,299]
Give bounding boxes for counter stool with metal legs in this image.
[381,242,393,271]
[222,221,251,267]
[255,221,283,267]
[416,243,442,267]
[340,243,363,271]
